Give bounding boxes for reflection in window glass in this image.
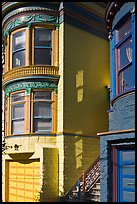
[118,65,132,93]
[34,28,52,65]
[122,151,135,162]
[34,103,51,117]
[123,178,135,188]
[118,38,132,69]
[11,92,25,134]
[34,91,51,100]
[115,15,133,94]
[33,91,52,132]
[12,50,25,68]
[13,30,26,51]
[34,119,51,132]
[12,104,24,134]
[117,18,131,43]
[12,30,26,68]
[34,48,51,65]
[122,165,135,175]
[123,191,135,202]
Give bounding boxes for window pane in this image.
[12,50,25,68]
[118,38,132,69]
[12,92,25,103]
[117,18,131,43]
[34,91,51,100]
[123,191,135,202]
[118,65,132,93]
[122,151,135,162]
[12,104,24,119]
[34,102,51,117]
[34,119,51,132]
[12,120,24,134]
[123,178,135,188]
[34,28,51,47]
[122,165,135,175]
[34,48,51,65]
[13,30,26,51]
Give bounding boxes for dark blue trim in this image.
[111,31,116,98]
[132,13,135,88]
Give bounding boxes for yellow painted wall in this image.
[61,23,109,194]
[41,148,58,202]
[64,23,110,136]
[63,135,100,194]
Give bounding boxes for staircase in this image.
[63,157,100,202]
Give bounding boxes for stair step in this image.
[90,192,100,196]
[92,187,100,190]
[84,197,100,202]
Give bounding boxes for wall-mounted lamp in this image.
[105,85,110,91]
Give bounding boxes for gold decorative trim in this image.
[3,65,59,84]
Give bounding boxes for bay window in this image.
[115,16,134,94]
[11,92,25,134]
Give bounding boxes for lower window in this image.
[32,91,52,133]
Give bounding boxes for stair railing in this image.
[64,156,100,200]
[83,160,100,191]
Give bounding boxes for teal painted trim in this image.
[132,13,135,88]
[3,14,57,37]
[4,81,58,97]
[3,75,60,87]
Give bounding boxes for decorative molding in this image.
[3,13,58,37]
[4,81,58,97]
[105,2,125,31]
[3,65,59,85]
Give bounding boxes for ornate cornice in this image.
[3,12,59,38]
[105,2,125,32]
[4,81,58,97]
[3,65,59,86]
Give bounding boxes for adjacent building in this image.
[99,2,135,202]
[2,2,109,202]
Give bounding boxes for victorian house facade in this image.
[99,2,135,202]
[2,2,109,202]
[2,2,135,203]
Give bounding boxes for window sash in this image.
[116,18,131,44]
[12,30,26,52]
[33,118,52,132]
[33,91,52,100]
[12,92,25,103]
[117,37,132,70]
[118,64,132,93]
[12,30,26,68]
[34,28,52,65]
[12,104,24,119]
[33,91,52,132]
[12,119,24,134]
